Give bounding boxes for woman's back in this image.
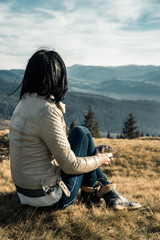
[9,93,64,190]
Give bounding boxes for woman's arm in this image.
[39,104,102,174]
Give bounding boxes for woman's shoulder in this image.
[37,96,65,119]
[19,93,65,118]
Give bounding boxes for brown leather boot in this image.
[80,183,142,210]
[80,183,116,207]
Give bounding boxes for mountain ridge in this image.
[0,65,160,136]
[67,64,160,101]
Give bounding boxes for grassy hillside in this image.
[0,131,160,240]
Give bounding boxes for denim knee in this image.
[70,126,89,136]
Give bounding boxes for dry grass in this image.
[0,120,10,131]
[0,132,160,240]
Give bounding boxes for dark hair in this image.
[18,49,68,103]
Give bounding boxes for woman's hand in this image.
[97,153,113,167]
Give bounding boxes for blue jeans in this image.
[53,126,110,210]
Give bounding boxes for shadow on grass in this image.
[0,192,104,240]
[0,191,42,227]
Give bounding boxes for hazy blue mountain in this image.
[67,64,160,81]
[67,65,160,101]
[0,64,160,101]
[0,65,160,136]
[0,69,24,83]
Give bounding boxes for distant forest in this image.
[0,66,160,136]
[1,91,160,136]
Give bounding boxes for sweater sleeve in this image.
[39,104,101,174]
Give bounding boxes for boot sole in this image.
[111,204,142,210]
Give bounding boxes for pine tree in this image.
[122,113,138,139]
[107,132,111,138]
[94,122,101,138]
[83,105,101,138]
[69,120,76,133]
[135,130,140,138]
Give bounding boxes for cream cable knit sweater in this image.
[9,94,101,196]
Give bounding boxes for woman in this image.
[9,49,141,210]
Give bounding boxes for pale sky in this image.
[0,0,160,69]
